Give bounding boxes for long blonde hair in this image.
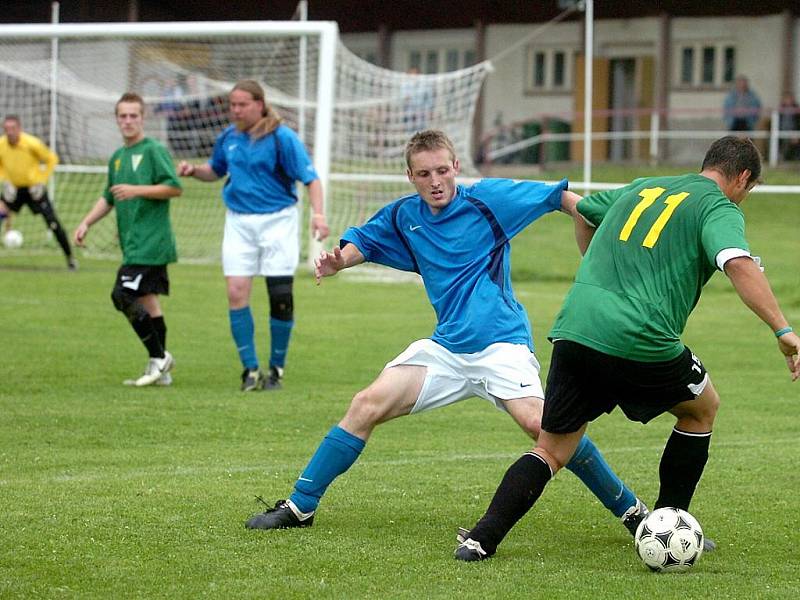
[231,79,282,140]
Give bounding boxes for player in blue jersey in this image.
[179,80,329,391]
[245,129,648,535]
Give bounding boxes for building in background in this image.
[3,1,798,164]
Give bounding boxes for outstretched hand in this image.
[314,246,345,285]
[777,331,800,382]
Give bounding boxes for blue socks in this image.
[269,317,293,369]
[229,307,257,370]
[229,311,294,371]
[285,429,634,518]
[565,435,636,518]
[290,425,366,513]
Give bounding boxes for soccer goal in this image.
[0,20,490,267]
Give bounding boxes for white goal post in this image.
[0,20,490,268]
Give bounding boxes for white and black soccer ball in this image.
[634,507,704,573]
[3,229,23,249]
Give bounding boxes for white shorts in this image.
[222,206,299,277]
[385,339,544,414]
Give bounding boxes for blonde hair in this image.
[404,129,457,169]
[231,79,282,140]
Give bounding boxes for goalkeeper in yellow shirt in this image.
[0,115,76,269]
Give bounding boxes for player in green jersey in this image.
[456,136,800,561]
[74,92,182,387]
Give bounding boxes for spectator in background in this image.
[157,76,190,157]
[183,74,214,157]
[402,67,432,133]
[778,91,800,161]
[723,75,761,133]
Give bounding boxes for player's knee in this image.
[532,448,561,475]
[518,414,543,440]
[266,276,294,321]
[506,396,543,440]
[347,388,384,427]
[675,385,720,430]
[110,288,143,320]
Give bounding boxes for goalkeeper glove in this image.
[29,183,46,201]
[1,181,17,203]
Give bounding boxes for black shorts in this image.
[112,264,170,298]
[541,340,708,434]
[3,187,50,215]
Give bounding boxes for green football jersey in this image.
[104,137,181,265]
[550,173,749,361]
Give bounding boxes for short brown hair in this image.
[404,130,457,169]
[115,92,145,116]
[701,136,762,186]
[3,115,21,125]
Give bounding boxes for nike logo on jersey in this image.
[519,382,533,388]
[132,154,143,172]
[409,225,422,231]
[121,273,143,290]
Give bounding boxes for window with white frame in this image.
[677,43,736,88]
[525,46,572,92]
[406,48,476,73]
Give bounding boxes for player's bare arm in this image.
[314,243,365,285]
[307,178,329,242]
[177,161,220,182]
[560,192,595,255]
[73,197,113,246]
[109,183,181,201]
[110,184,182,201]
[724,255,800,380]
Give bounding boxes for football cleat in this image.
[621,498,649,537]
[262,365,284,390]
[454,537,491,562]
[702,535,717,553]
[134,352,174,387]
[241,368,265,392]
[245,499,314,530]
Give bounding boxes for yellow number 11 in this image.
[618,187,689,248]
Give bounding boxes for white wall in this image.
[341,13,792,144]
[670,14,784,114]
[482,22,580,127]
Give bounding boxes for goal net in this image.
[0,22,489,269]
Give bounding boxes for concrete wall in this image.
[342,12,791,147]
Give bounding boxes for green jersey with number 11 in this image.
[549,173,749,362]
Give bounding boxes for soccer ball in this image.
[634,507,704,573]
[3,229,23,249]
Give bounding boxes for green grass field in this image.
[1,189,798,599]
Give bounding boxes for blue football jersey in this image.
[209,124,318,214]
[342,178,567,353]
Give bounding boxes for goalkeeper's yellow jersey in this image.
[0,132,59,187]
